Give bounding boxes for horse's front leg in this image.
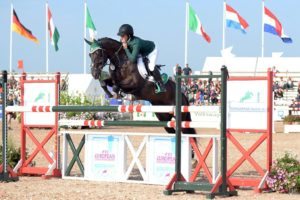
[112,85,127,98]
[99,79,113,98]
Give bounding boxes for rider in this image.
[117,24,166,93]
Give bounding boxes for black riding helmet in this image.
[117,24,134,37]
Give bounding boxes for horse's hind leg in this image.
[181,93,197,134]
[155,113,175,134]
[164,127,176,134]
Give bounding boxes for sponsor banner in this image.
[85,134,125,181]
[147,136,190,184]
[23,82,56,126]
[133,112,158,121]
[190,106,220,128]
[133,106,220,129]
[227,80,268,130]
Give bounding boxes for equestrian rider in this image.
[117,24,166,93]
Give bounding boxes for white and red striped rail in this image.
[58,119,205,128]
[5,105,206,113]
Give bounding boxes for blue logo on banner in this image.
[108,135,114,152]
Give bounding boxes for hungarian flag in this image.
[48,6,60,51]
[188,4,211,43]
[12,9,39,43]
[86,6,96,39]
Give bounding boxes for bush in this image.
[59,92,114,128]
[60,92,98,120]
[266,153,300,193]
[283,115,300,124]
[0,137,21,167]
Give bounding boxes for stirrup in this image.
[155,82,166,94]
[155,88,163,94]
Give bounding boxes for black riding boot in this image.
[151,69,166,93]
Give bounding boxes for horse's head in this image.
[85,39,108,79]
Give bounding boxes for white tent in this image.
[202,57,300,76]
[67,74,103,98]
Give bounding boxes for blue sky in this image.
[0,0,299,74]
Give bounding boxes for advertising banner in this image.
[227,80,268,130]
[85,134,125,181]
[147,136,191,184]
[23,82,56,126]
[133,106,220,129]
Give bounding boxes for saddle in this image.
[142,57,165,77]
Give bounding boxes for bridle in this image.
[90,42,123,70]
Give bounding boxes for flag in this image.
[86,6,96,39]
[17,60,24,69]
[48,6,60,51]
[264,7,292,43]
[188,4,211,43]
[12,9,39,43]
[226,4,249,34]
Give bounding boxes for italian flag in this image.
[86,6,96,39]
[48,7,60,51]
[188,4,211,43]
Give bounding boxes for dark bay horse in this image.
[85,37,196,134]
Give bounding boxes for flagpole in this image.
[184,1,189,66]
[46,2,49,73]
[9,3,13,73]
[261,0,265,58]
[83,1,87,74]
[222,0,226,50]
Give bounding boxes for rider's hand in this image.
[121,37,128,49]
[122,42,128,49]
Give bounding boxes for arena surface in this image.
[0,121,299,200]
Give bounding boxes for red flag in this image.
[18,60,24,70]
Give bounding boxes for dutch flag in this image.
[226,4,249,34]
[264,7,292,43]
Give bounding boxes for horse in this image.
[85,37,196,134]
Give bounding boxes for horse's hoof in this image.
[112,93,118,99]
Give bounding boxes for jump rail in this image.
[59,120,205,128]
[6,105,205,113]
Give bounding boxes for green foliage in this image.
[59,92,108,121]
[0,137,21,167]
[283,115,300,124]
[266,153,300,193]
[60,92,92,106]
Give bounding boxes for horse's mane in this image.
[98,37,121,47]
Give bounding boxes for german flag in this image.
[12,9,39,43]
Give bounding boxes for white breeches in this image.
[137,48,158,72]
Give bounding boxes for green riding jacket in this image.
[124,36,155,63]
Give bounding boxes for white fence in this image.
[62,131,220,185]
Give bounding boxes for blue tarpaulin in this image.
[0,105,2,120]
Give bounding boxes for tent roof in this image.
[202,57,300,75]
